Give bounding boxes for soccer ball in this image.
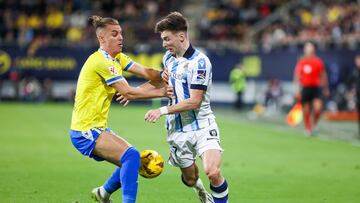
[139,150,164,178]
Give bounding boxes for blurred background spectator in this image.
[229,62,247,110]
[9,68,21,99]
[41,77,53,102]
[19,76,42,101]
[264,78,283,110]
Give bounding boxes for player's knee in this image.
[205,167,221,182]
[314,104,322,112]
[182,174,198,187]
[186,177,198,187]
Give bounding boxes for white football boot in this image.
[91,187,112,203]
[194,188,214,203]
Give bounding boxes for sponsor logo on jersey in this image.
[197,70,206,80]
[209,129,218,137]
[108,66,118,75]
[198,58,206,69]
[169,71,186,83]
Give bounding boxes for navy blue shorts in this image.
[70,128,116,161]
[301,87,321,104]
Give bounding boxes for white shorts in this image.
[167,120,223,168]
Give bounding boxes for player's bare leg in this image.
[93,131,131,166]
[302,102,313,135]
[92,131,140,203]
[312,98,323,131]
[202,149,228,203]
[181,163,214,203]
[181,163,199,186]
[202,150,223,185]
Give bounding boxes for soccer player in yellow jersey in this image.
[70,15,172,203]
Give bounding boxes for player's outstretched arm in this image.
[127,63,164,83]
[139,80,167,89]
[115,80,170,104]
[144,89,204,123]
[112,79,173,101]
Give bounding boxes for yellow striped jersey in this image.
[70,48,134,131]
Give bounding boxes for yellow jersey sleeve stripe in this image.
[123,61,135,71]
[106,75,124,85]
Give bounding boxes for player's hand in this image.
[161,69,169,82]
[163,85,174,98]
[144,109,161,123]
[115,93,130,106]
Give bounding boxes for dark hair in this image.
[155,12,188,33]
[88,15,119,30]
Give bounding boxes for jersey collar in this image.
[183,44,195,59]
[99,47,120,64]
[171,44,195,59]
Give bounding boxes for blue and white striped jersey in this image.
[163,44,215,133]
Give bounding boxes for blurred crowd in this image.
[0,0,359,112]
[0,72,77,102]
[0,73,52,102]
[0,0,359,51]
[260,0,360,51]
[0,0,181,48]
[199,0,359,51]
[199,0,287,45]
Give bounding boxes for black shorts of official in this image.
[301,86,321,104]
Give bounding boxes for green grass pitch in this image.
[0,103,360,202]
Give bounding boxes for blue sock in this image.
[103,167,121,194]
[120,147,140,203]
[210,179,229,203]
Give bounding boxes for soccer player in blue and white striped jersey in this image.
[145,12,229,203]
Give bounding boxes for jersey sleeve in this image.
[95,61,124,86]
[190,57,211,91]
[162,51,172,71]
[119,53,135,71]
